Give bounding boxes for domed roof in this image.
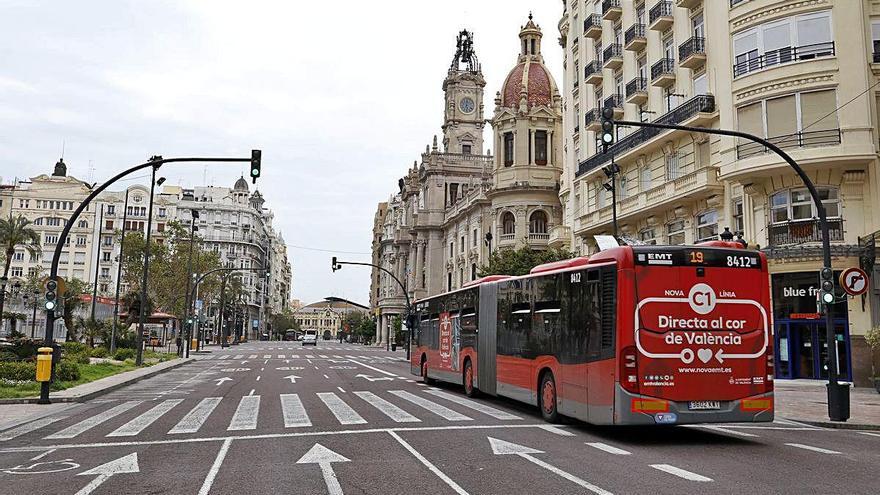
[233,175,249,192]
[501,62,552,108]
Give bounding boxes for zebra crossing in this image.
[1,389,522,442]
[196,353,403,361]
[228,346,386,351]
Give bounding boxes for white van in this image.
[302,329,318,346]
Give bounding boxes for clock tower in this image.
[442,30,485,155]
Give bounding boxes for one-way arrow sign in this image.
[284,374,302,384]
[214,377,232,386]
[75,453,140,495]
[296,443,350,495]
[488,438,612,495]
[355,374,393,382]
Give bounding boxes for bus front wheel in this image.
[539,372,559,423]
[463,360,477,397]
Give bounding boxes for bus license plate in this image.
[688,401,721,410]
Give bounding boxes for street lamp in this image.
[110,188,131,354]
[183,209,199,358]
[135,168,165,366]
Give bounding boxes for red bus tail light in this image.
[620,346,639,394]
[765,350,775,392]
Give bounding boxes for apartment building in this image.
[559,0,880,385]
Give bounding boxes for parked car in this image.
[301,330,318,346]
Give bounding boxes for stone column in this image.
[376,314,385,346]
[415,241,425,289]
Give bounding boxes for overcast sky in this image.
[0,0,563,306]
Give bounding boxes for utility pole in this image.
[90,204,104,322]
[135,165,163,366]
[183,210,199,357]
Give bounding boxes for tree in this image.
[59,277,90,342]
[269,308,300,337]
[0,215,41,327]
[2,312,26,338]
[478,245,576,277]
[77,316,109,348]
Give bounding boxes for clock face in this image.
[459,97,475,114]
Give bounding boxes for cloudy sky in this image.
[0,0,563,305]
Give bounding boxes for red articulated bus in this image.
[409,242,774,425]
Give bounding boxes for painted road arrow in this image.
[283,374,302,384]
[214,377,233,386]
[75,453,139,495]
[296,443,350,495]
[488,438,612,495]
[355,374,394,382]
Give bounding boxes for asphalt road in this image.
[1,341,878,494]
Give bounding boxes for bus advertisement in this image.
[409,242,774,426]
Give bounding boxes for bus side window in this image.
[598,267,617,360]
[586,280,602,361]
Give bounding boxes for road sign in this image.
[195,300,203,310]
[840,267,869,296]
[252,319,259,328]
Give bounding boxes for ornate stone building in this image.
[370,18,563,346]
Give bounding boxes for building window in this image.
[639,163,651,190]
[448,272,453,292]
[770,187,839,223]
[667,220,686,245]
[639,228,657,245]
[449,242,454,257]
[503,132,514,166]
[76,236,87,246]
[472,229,477,247]
[529,211,548,234]
[105,220,114,230]
[157,223,165,233]
[102,251,111,262]
[158,208,166,217]
[100,267,110,277]
[693,72,707,96]
[103,236,112,246]
[618,172,628,199]
[12,251,24,261]
[107,205,115,215]
[692,11,704,38]
[461,144,472,155]
[100,283,108,292]
[733,11,833,77]
[502,212,516,235]
[732,198,744,234]
[735,90,838,157]
[78,220,88,228]
[534,130,548,165]
[471,263,477,280]
[872,21,880,57]
[665,152,680,180]
[695,210,718,242]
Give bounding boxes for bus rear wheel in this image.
[539,372,559,423]
[463,360,477,397]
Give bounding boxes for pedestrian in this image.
[175,336,182,356]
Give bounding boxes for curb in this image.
[0,358,194,405]
[790,419,880,431]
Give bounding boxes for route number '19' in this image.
[726,256,752,268]
[570,272,582,283]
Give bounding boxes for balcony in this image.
[624,24,646,52]
[602,0,622,21]
[584,61,603,85]
[625,77,648,105]
[676,0,702,8]
[571,36,579,52]
[528,233,550,242]
[498,233,516,243]
[602,44,623,70]
[585,109,601,131]
[584,14,602,39]
[649,1,674,32]
[736,129,841,160]
[576,94,716,177]
[768,218,843,247]
[604,94,624,119]
[651,58,676,87]
[733,42,835,77]
[730,0,749,7]
[679,36,706,69]
[549,225,572,248]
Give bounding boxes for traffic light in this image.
[45,279,57,311]
[250,149,262,183]
[331,257,341,272]
[600,106,615,153]
[819,267,835,307]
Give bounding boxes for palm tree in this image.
[0,215,41,333]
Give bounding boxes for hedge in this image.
[90,347,109,358]
[0,361,80,382]
[113,348,136,361]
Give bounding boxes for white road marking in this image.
[585,442,631,455]
[217,355,230,360]
[30,448,57,460]
[198,438,232,495]
[107,399,183,437]
[296,443,349,495]
[248,355,258,359]
[354,392,421,423]
[858,432,880,438]
[228,396,261,430]
[324,374,330,379]
[248,389,255,396]
[280,394,312,427]
[0,416,65,441]
[263,355,271,359]
[347,358,398,377]
[46,402,141,439]
[305,355,315,359]
[337,387,346,393]
[278,355,285,359]
[75,452,140,495]
[319,355,329,358]
[388,390,471,421]
[169,398,222,434]
[233,354,243,359]
[650,464,713,482]
[256,376,261,381]
[689,424,758,437]
[317,393,367,425]
[785,443,841,454]
[489,438,611,495]
[388,431,469,495]
[537,425,575,436]
[423,389,521,420]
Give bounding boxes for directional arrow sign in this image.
[214,377,233,386]
[296,443,350,495]
[355,374,393,382]
[488,438,612,495]
[283,374,302,384]
[75,453,139,495]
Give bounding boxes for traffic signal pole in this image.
[38,152,259,405]
[606,118,848,421]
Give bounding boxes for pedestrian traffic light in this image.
[600,107,615,153]
[45,279,57,311]
[250,149,261,183]
[819,267,835,306]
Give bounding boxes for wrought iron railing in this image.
[585,109,598,125]
[873,51,880,63]
[769,218,843,246]
[651,57,675,79]
[649,1,673,25]
[576,94,715,177]
[679,36,706,61]
[730,0,749,7]
[603,43,623,62]
[736,128,841,159]
[625,24,646,46]
[626,77,647,97]
[584,14,602,33]
[602,0,621,15]
[733,42,835,77]
[604,94,624,109]
[584,61,601,78]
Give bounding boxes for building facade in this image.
[294,298,369,340]
[369,19,564,346]
[559,0,880,385]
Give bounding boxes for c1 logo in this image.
[688,283,716,315]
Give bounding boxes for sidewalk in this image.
[775,379,880,429]
[0,358,193,431]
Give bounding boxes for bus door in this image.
[477,282,498,396]
[561,269,589,420]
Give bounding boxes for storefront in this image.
[771,271,852,381]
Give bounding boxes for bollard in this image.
[36,347,53,382]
